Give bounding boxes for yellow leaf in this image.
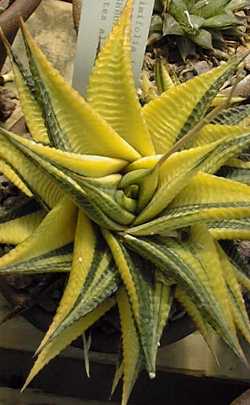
[143,61,240,154]
[103,229,140,322]
[1,29,49,144]
[0,209,45,245]
[128,173,250,236]
[0,159,32,197]
[0,131,63,209]
[22,298,115,391]
[2,131,128,178]
[36,210,95,352]
[208,218,250,240]
[87,0,154,157]
[192,124,245,147]
[117,287,142,405]
[218,247,250,344]
[0,196,77,269]
[190,224,235,335]
[136,143,216,224]
[20,21,140,162]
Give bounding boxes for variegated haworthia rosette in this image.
[0,1,250,404]
[152,0,248,52]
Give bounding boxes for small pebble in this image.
[239,241,250,259]
[194,60,211,75]
[244,54,250,72]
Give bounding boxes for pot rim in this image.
[0,276,195,353]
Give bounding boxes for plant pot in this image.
[0,273,195,353]
[0,0,42,72]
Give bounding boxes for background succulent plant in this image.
[0,1,250,404]
[150,0,249,55]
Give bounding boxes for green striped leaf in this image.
[192,124,245,147]
[175,286,219,361]
[1,31,49,144]
[0,129,63,209]
[74,177,135,226]
[117,287,143,405]
[151,272,173,355]
[0,131,135,225]
[202,129,250,174]
[122,233,243,358]
[0,244,72,275]
[0,131,127,231]
[0,196,77,269]
[155,59,174,94]
[0,159,32,197]
[218,247,250,344]
[135,123,250,226]
[143,57,241,154]
[41,223,120,350]
[208,218,250,240]
[189,224,235,335]
[0,208,45,245]
[23,298,116,391]
[175,287,213,346]
[103,230,159,376]
[220,241,250,299]
[136,142,221,225]
[218,161,250,185]
[20,21,139,162]
[2,131,128,178]
[212,104,250,126]
[36,210,96,352]
[128,173,250,235]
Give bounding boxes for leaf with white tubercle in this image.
[103,229,160,376]
[122,233,244,359]
[117,288,144,405]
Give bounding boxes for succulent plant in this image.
[151,0,249,54]
[0,1,250,404]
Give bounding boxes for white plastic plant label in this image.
[72,0,155,95]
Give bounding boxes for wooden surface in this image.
[0,387,114,405]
